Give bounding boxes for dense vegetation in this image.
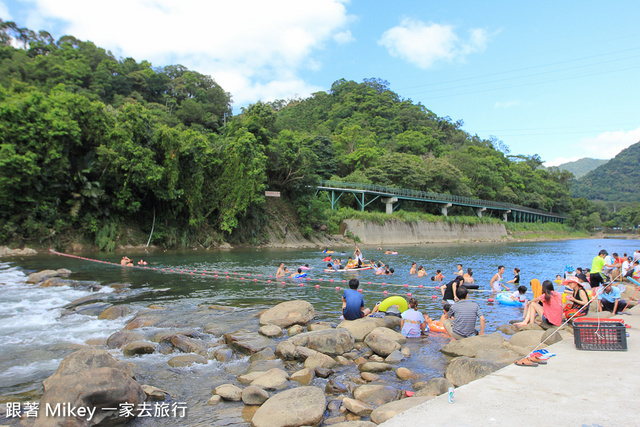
[0,21,636,249]
[557,157,608,179]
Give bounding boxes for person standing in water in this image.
[506,268,520,287]
[276,263,286,277]
[490,265,508,292]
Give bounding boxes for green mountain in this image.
[571,141,640,201]
[556,158,608,179]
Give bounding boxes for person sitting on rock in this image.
[515,280,562,328]
[443,285,485,340]
[341,279,370,320]
[597,283,628,314]
[401,298,430,338]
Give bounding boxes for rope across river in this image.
[48,249,496,299]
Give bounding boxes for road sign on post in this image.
[265,191,281,197]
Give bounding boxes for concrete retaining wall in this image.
[342,219,508,245]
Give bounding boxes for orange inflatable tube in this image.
[428,320,448,334]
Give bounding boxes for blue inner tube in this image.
[496,292,523,307]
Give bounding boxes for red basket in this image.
[573,318,627,351]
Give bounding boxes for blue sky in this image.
[2,0,639,166]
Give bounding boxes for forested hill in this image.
[556,158,608,179]
[0,21,625,249]
[570,141,640,202]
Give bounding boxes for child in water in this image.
[510,285,528,303]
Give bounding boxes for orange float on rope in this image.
[419,285,424,288]
[407,293,412,297]
[315,285,320,289]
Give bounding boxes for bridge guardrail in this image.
[318,180,566,219]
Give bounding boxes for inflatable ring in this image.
[378,296,408,313]
[496,292,523,307]
[428,320,447,334]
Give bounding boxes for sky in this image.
[2,0,640,166]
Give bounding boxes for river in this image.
[0,238,637,425]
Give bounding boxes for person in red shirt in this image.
[515,280,562,328]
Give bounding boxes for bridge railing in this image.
[318,180,566,219]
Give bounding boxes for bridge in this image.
[315,181,566,223]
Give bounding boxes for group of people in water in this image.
[120,256,148,267]
[336,246,635,340]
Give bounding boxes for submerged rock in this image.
[122,341,156,357]
[167,354,207,367]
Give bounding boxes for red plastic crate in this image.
[573,318,627,351]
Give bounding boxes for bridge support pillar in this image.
[381,197,398,214]
[502,209,511,222]
[440,203,452,216]
[475,207,487,218]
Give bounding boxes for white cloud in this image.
[378,18,489,69]
[494,100,521,109]
[580,126,640,158]
[544,126,640,166]
[333,30,355,44]
[19,0,352,108]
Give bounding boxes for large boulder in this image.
[43,348,133,391]
[27,269,61,284]
[370,396,432,424]
[353,384,400,407]
[224,329,273,354]
[304,352,337,370]
[287,328,355,356]
[445,357,506,387]
[364,327,406,357]
[252,386,326,427]
[510,330,546,347]
[415,377,453,397]
[35,367,146,427]
[337,317,386,341]
[440,332,506,358]
[36,349,144,427]
[258,300,315,328]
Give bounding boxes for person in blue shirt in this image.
[341,279,371,320]
[597,283,628,314]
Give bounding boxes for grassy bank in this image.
[504,222,589,240]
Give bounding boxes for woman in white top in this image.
[400,298,430,338]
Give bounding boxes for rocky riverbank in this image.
[7,267,638,426]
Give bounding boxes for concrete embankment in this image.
[342,219,508,245]
[382,306,639,426]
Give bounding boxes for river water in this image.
[0,238,637,425]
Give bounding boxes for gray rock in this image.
[308,321,334,331]
[353,384,400,407]
[215,383,242,401]
[224,329,273,354]
[337,317,386,341]
[358,362,393,373]
[122,341,156,357]
[290,368,315,385]
[250,368,290,391]
[385,350,406,363]
[214,348,233,362]
[287,324,305,336]
[510,330,545,348]
[445,356,506,387]
[249,347,275,362]
[170,334,207,355]
[414,377,453,397]
[314,367,334,378]
[287,328,355,356]
[370,396,431,424]
[98,305,134,320]
[141,385,169,401]
[364,327,406,357]
[242,385,270,405]
[259,324,284,338]
[342,397,374,416]
[326,378,349,394]
[259,300,315,328]
[106,330,144,349]
[440,332,506,358]
[304,352,337,370]
[395,367,418,381]
[167,354,207,367]
[27,269,59,284]
[251,386,326,427]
